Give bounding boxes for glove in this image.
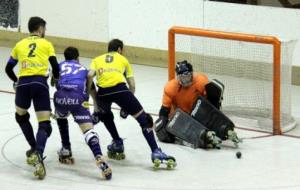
[120,109,129,119]
[155,116,168,129]
[92,111,101,125]
[13,81,18,91]
[50,76,58,87]
[154,116,174,143]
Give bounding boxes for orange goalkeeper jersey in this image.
[162,73,209,115]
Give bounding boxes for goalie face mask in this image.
[177,72,193,87]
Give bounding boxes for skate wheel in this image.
[107,151,114,159]
[107,151,125,160]
[104,173,112,180]
[34,165,46,180]
[153,159,161,169]
[27,157,36,166]
[65,158,75,164]
[102,168,112,180]
[115,153,125,160]
[166,159,176,169]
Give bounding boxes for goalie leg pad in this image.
[205,79,224,110]
[155,117,175,143]
[191,96,234,140]
[166,109,209,148]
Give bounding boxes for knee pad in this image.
[15,112,30,124]
[155,117,175,143]
[57,118,68,128]
[38,120,52,137]
[84,129,99,145]
[100,111,114,122]
[92,110,114,125]
[136,112,153,129]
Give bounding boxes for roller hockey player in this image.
[89,39,176,169]
[155,60,241,149]
[53,47,111,179]
[5,17,60,179]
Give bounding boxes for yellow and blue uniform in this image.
[8,35,56,111]
[10,35,55,77]
[90,52,133,88]
[91,51,160,154]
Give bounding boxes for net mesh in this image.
[174,34,296,132]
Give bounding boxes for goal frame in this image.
[168,26,282,135]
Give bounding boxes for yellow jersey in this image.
[90,52,134,88]
[10,35,56,77]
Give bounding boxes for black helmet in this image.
[175,60,193,87]
[175,60,193,75]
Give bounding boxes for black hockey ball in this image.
[236,151,242,159]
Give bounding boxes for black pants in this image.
[96,83,143,115]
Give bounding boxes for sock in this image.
[103,119,121,140]
[36,121,52,157]
[15,113,36,149]
[84,129,103,158]
[57,118,71,150]
[142,128,159,152]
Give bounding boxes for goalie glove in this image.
[155,116,174,143]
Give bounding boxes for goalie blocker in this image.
[205,79,224,110]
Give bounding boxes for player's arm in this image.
[5,56,18,83]
[49,56,59,80]
[87,70,96,95]
[155,89,174,143]
[126,77,135,94]
[156,87,172,127]
[89,80,99,112]
[124,59,135,94]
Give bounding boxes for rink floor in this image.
[0,47,300,190]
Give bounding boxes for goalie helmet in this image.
[175,60,193,87]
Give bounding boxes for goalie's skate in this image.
[26,151,46,180]
[206,131,222,149]
[96,156,112,180]
[227,130,242,148]
[107,139,125,160]
[151,148,177,170]
[57,147,74,164]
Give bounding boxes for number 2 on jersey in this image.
[28,43,37,57]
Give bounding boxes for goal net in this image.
[168,26,297,134]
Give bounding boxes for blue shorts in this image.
[15,76,51,111]
[54,89,92,124]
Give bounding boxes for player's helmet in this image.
[175,60,193,87]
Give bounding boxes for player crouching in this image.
[155,60,241,149]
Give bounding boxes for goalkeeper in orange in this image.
[155,60,241,149]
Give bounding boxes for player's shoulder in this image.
[15,37,28,47]
[114,52,129,63]
[37,38,53,46]
[164,79,180,93]
[193,73,209,88]
[193,73,209,83]
[93,53,107,62]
